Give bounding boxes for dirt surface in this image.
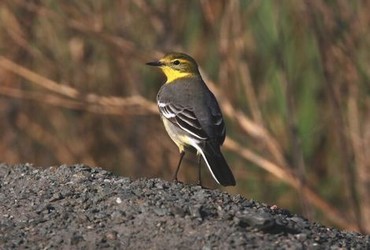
[0,164,368,249]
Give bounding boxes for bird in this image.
[146,52,235,186]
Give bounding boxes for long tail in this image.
[199,142,236,186]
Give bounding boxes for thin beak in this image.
[146,60,164,66]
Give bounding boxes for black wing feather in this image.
[158,102,208,140]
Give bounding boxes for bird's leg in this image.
[197,155,202,186]
[173,151,185,182]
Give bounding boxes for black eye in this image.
[173,60,180,65]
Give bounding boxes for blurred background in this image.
[0,0,369,234]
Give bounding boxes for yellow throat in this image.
[146,52,200,84]
[160,66,194,83]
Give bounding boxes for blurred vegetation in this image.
[0,0,369,233]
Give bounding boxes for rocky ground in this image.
[0,163,369,249]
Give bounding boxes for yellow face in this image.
[147,52,200,83]
[159,58,194,83]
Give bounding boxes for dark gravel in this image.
[0,164,368,249]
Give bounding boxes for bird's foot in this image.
[172,178,183,184]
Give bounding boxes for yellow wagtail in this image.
[147,52,235,186]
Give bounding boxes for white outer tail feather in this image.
[186,137,221,184]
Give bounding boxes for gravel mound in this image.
[0,164,368,249]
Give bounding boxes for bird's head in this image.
[146,52,200,83]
